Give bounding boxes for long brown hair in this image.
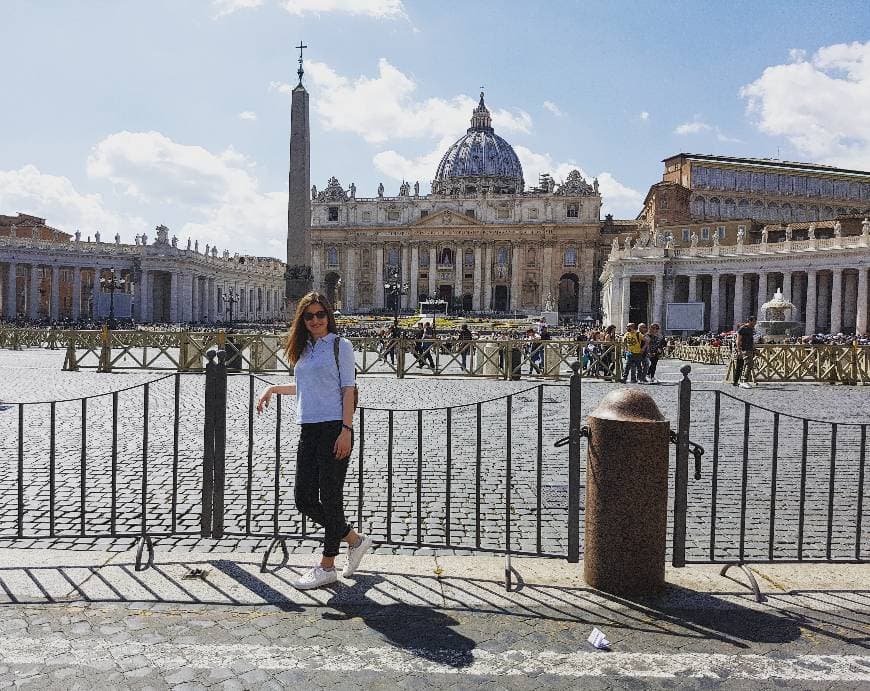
[284,292,338,365]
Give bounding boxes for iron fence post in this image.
[202,348,228,538]
[202,350,216,537]
[672,364,692,567]
[567,361,582,563]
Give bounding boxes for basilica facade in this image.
[308,94,607,318]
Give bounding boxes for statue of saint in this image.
[378,182,384,197]
[712,232,720,247]
[862,217,870,238]
[115,233,121,244]
[784,226,792,241]
[141,233,147,245]
[311,185,317,200]
[414,180,420,196]
[171,235,178,248]
[9,224,16,237]
[808,223,816,239]
[205,243,210,256]
[834,220,842,237]
[186,237,192,250]
[194,239,199,253]
[611,237,620,253]
[690,231,698,248]
[761,227,769,243]
[547,177,555,193]
[134,235,141,246]
[593,177,599,194]
[94,231,101,243]
[736,227,745,244]
[349,182,356,199]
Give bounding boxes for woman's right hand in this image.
[256,387,273,414]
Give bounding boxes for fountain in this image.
[757,288,801,341]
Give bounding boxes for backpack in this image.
[333,337,359,412]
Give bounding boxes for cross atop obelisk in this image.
[296,41,307,85]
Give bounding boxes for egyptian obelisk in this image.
[285,41,312,314]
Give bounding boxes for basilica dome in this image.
[432,93,524,195]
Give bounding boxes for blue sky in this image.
[2,0,869,258]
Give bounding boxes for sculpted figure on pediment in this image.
[834,220,842,238]
[378,182,385,198]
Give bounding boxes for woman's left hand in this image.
[334,428,352,460]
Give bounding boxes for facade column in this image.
[541,244,553,311]
[804,270,817,336]
[50,265,60,322]
[428,246,437,300]
[688,274,698,302]
[400,243,410,309]
[620,272,631,332]
[782,270,793,305]
[843,271,858,332]
[207,277,215,322]
[344,245,356,313]
[756,272,768,318]
[311,243,322,294]
[710,272,721,334]
[510,245,521,312]
[856,267,868,337]
[374,245,384,309]
[72,267,82,321]
[169,272,180,323]
[830,268,843,334]
[653,272,664,326]
[409,244,419,310]
[4,262,17,319]
[733,273,745,326]
[482,244,492,310]
[191,276,200,322]
[454,244,463,306]
[28,264,40,320]
[472,243,482,310]
[183,274,194,322]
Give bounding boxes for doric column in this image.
[510,245,521,311]
[72,267,82,321]
[454,244,463,306]
[191,276,200,322]
[710,272,721,334]
[428,246,437,300]
[843,271,858,332]
[182,274,194,322]
[830,267,843,334]
[207,277,216,322]
[170,272,180,323]
[50,265,60,321]
[804,270,817,335]
[410,243,419,309]
[482,244,492,310]
[688,274,698,302]
[782,270,793,305]
[28,264,40,320]
[733,273,744,326]
[4,262,17,319]
[653,272,664,326]
[345,245,356,312]
[756,272,768,318]
[401,243,410,309]
[856,267,868,336]
[541,244,553,311]
[374,245,384,309]
[620,271,631,332]
[472,243,482,310]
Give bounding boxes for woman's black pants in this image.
[295,421,352,557]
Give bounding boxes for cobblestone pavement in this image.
[0,551,866,689]
[0,350,868,564]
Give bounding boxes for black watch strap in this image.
[341,423,353,432]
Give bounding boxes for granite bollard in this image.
[584,388,670,595]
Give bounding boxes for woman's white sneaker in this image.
[343,534,373,577]
[291,565,338,590]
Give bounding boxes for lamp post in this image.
[99,268,126,329]
[383,266,409,326]
[221,288,240,324]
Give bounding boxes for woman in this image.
[256,292,371,590]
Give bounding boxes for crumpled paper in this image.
[587,627,610,650]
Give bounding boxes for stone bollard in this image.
[584,388,670,595]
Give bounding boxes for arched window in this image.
[439,247,453,266]
[464,248,474,267]
[751,199,765,219]
[527,247,536,266]
[387,247,399,267]
[691,196,705,217]
[723,198,736,218]
[497,246,509,265]
[419,249,429,267]
[563,247,577,267]
[708,197,721,219]
[326,247,339,267]
[781,203,792,222]
[738,199,749,217]
[767,203,779,222]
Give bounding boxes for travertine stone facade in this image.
[307,95,605,318]
[0,219,285,323]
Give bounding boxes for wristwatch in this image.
[341,423,353,432]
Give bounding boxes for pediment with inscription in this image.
[411,209,484,227]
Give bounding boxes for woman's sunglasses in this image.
[303,309,328,322]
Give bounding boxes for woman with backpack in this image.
[256,291,371,589]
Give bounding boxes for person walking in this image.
[637,323,651,383]
[458,323,473,371]
[646,323,664,383]
[732,316,758,389]
[256,292,372,589]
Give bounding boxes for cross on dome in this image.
[469,90,492,132]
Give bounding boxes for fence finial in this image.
[680,364,692,378]
[570,360,581,374]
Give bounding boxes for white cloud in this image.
[238,111,258,121]
[741,41,870,168]
[211,0,263,19]
[639,111,650,121]
[0,164,149,238]
[281,0,406,18]
[543,100,566,117]
[290,58,532,144]
[86,131,285,256]
[674,118,740,143]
